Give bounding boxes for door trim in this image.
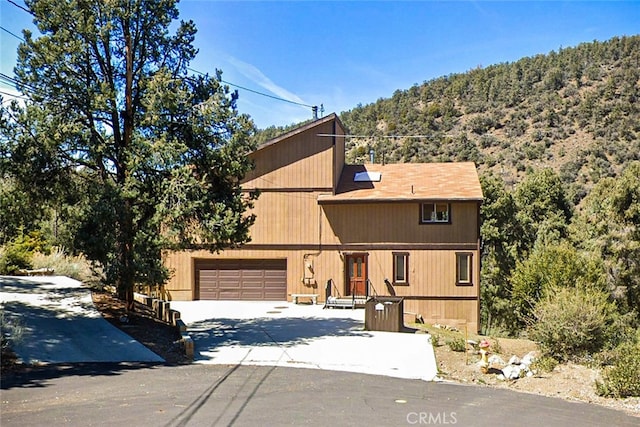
[344,252,368,297]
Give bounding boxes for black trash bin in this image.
[364,296,404,332]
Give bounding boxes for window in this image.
[456,252,472,285]
[354,171,381,182]
[420,202,450,223]
[393,252,409,285]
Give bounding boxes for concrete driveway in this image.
[170,300,438,381]
[0,275,436,380]
[0,276,164,364]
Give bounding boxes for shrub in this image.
[429,333,442,347]
[0,232,50,275]
[596,342,640,398]
[447,337,467,352]
[489,337,503,354]
[511,243,605,331]
[0,241,33,275]
[31,247,100,284]
[1,308,24,351]
[527,285,617,362]
[531,354,558,374]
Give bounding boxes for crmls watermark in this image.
[406,411,458,425]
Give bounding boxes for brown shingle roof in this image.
[318,162,483,204]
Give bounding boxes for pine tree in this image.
[5,0,256,309]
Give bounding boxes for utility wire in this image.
[5,0,33,15]
[0,89,26,98]
[1,25,24,42]
[188,67,316,109]
[4,0,321,116]
[0,72,38,94]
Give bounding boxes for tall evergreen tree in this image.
[3,0,256,309]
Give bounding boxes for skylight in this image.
[354,171,382,182]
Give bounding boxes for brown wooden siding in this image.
[332,127,345,191]
[237,195,479,247]
[166,248,480,300]
[244,191,324,245]
[321,202,479,245]
[243,120,338,191]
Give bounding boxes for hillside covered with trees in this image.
[339,35,640,203]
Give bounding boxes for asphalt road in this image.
[1,363,638,427]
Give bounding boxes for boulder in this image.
[521,351,537,367]
[502,364,524,380]
[488,355,506,366]
[508,355,521,365]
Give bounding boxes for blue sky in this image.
[1,1,639,129]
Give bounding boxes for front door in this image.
[345,253,367,296]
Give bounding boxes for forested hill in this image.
[257,35,640,204]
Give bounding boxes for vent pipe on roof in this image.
[312,106,318,120]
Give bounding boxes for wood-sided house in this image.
[163,113,484,332]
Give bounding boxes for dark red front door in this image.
[346,253,367,296]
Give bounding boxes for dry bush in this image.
[528,286,617,362]
[32,247,101,284]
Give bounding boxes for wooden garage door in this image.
[196,259,287,300]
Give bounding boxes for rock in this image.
[488,355,506,366]
[433,323,459,332]
[508,355,521,365]
[521,351,536,367]
[502,364,523,380]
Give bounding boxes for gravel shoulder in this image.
[430,330,640,418]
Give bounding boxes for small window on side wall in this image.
[420,202,450,224]
[456,252,472,286]
[393,252,409,285]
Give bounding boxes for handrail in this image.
[351,282,356,306]
[326,278,342,299]
[367,279,379,297]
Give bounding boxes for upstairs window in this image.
[420,202,450,224]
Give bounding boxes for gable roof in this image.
[318,162,483,204]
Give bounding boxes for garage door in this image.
[195,259,287,300]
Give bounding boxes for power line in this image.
[0,72,40,96]
[0,25,24,42]
[4,0,322,119]
[0,88,26,97]
[187,67,316,109]
[5,0,33,15]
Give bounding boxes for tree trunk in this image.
[116,198,136,312]
[116,13,136,313]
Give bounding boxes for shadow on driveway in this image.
[1,276,164,367]
[188,316,370,350]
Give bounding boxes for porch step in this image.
[324,296,367,309]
